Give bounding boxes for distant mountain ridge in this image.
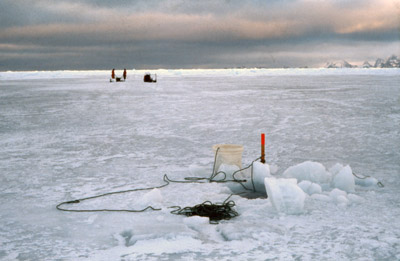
[325,55,400,68]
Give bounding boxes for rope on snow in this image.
[56,149,260,223]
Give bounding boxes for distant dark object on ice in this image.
[110,69,127,82]
[144,73,157,83]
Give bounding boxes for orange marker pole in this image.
[261,133,266,163]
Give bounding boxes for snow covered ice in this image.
[283,161,331,184]
[252,161,271,194]
[264,177,306,214]
[332,165,355,192]
[0,68,400,260]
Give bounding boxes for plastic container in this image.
[212,144,244,172]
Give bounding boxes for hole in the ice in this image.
[236,191,268,199]
[120,230,134,246]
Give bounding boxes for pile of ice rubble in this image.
[221,161,380,215]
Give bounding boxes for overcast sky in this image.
[0,0,399,70]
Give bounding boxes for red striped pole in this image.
[261,133,265,163]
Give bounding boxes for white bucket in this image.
[212,144,244,172]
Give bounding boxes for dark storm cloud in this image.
[0,0,399,70]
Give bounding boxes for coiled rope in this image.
[56,148,260,223]
[169,194,238,224]
[56,149,383,223]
